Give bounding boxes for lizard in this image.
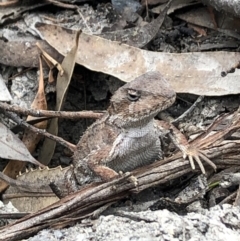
[0,71,216,197]
[57,71,216,194]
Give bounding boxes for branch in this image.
[4,111,76,153]
[1,139,240,240]
[0,102,103,119]
[1,111,240,240]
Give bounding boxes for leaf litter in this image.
[0,0,240,239]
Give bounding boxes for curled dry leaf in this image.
[38,31,81,165]
[36,42,64,75]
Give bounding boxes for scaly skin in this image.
[67,71,176,192]
[1,71,216,197]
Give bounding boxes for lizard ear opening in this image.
[127,89,141,102]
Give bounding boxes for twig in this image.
[0,213,29,220]
[218,191,237,205]
[47,0,93,33]
[1,145,240,240]
[77,8,93,34]
[0,0,18,6]
[36,43,64,75]
[172,96,204,125]
[0,102,103,119]
[1,105,240,240]
[3,111,76,153]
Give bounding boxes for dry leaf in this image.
[175,7,240,39]
[202,0,240,17]
[187,23,207,36]
[0,123,44,167]
[35,23,240,96]
[0,57,48,191]
[36,42,64,75]
[3,166,70,212]
[0,39,63,68]
[98,1,170,48]
[151,0,199,14]
[0,74,12,101]
[38,31,81,165]
[0,2,50,25]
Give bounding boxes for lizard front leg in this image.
[155,120,217,174]
[87,146,119,182]
[72,145,119,187]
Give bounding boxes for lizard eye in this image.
[127,89,140,101]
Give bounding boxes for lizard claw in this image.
[182,146,217,174]
[120,171,138,187]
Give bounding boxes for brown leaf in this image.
[3,166,70,213]
[187,23,207,36]
[175,6,240,39]
[38,31,81,165]
[35,23,240,96]
[0,39,63,68]
[0,57,48,191]
[36,42,64,75]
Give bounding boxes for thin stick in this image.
[4,111,76,153]
[173,96,204,125]
[0,102,104,119]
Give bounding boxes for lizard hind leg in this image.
[64,167,80,195]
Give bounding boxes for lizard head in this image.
[108,71,176,128]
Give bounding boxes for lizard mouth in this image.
[108,71,176,128]
[108,92,176,128]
